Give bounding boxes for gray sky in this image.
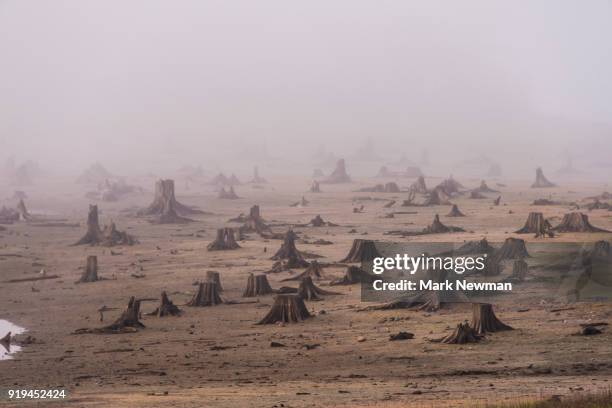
[1,1,611,175]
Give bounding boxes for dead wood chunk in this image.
[187,282,223,307]
[257,294,311,324]
[552,212,610,233]
[321,159,351,184]
[582,326,602,336]
[150,291,181,317]
[270,230,309,268]
[470,303,513,334]
[447,204,465,217]
[207,228,241,251]
[243,273,274,297]
[531,167,556,188]
[389,332,414,341]
[340,239,381,263]
[495,237,529,260]
[141,179,201,223]
[441,322,482,344]
[422,214,464,234]
[76,255,100,283]
[297,276,340,300]
[331,266,373,285]
[206,270,223,292]
[515,212,554,237]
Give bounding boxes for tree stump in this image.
[440,322,482,344]
[74,297,145,334]
[447,204,465,217]
[322,159,351,184]
[310,180,321,193]
[239,205,274,237]
[495,237,529,260]
[102,222,137,245]
[470,303,513,334]
[282,260,324,281]
[423,187,452,206]
[250,166,267,184]
[271,230,309,269]
[531,167,556,188]
[510,259,528,282]
[410,176,428,194]
[243,273,274,297]
[493,196,501,206]
[150,291,181,317]
[331,266,373,285]
[76,255,101,283]
[290,196,309,207]
[257,294,311,324]
[422,214,465,234]
[218,186,240,199]
[474,180,498,193]
[515,212,554,237]
[340,239,381,263]
[74,205,105,245]
[141,179,201,223]
[552,212,610,233]
[384,182,400,193]
[454,238,495,255]
[187,282,223,306]
[17,199,32,221]
[297,276,340,300]
[206,271,223,292]
[207,228,241,251]
[435,177,463,195]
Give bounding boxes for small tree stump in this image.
[257,294,311,324]
[531,167,556,188]
[470,303,513,334]
[441,322,482,344]
[282,260,324,282]
[447,204,465,217]
[321,159,351,184]
[207,228,240,251]
[150,291,181,317]
[297,276,340,301]
[76,255,101,283]
[271,230,309,269]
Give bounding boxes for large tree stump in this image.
[16,199,32,221]
[76,255,101,283]
[142,179,201,223]
[150,291,182,317]
[470,303,513,334]
[282,260,324,281]
[187,282,223,306]
[297,276,340,300]
[243,273,274,297]
[74,297,145,334]
[74,205,104,245]
[207,228,241,251]
[440,322,482,344]
[322,159,351,184]
[257,294,311,324]
[447,204,465,217]
[423,187,452,206]
[515,212,554,237]
[340,239,381,263]
[271,230,309,269]
[331,266,373,285]
[531,167,556,188]
[552,212,610,233]
[206,271,223,292]
[238,205,275,237]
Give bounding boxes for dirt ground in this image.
[1,175,611,407]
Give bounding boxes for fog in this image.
[1,1,611,179]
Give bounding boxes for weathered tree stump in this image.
[76,255,101,283]
[422,214,465,234]
[340,239,381,263]
[207,228,241,251]
[187,282,223,307]
[150,291,182,317]
[310,180,321,193]
[257,294,311,324]
[141,179,201,223]
[102,222,137,246]
[515,212,554,237]
[435,177,463,195]
[243,273,274,297]
[17,199,32,221]
[531,167,556,188]
[250,166,267,184]
[447,204,465,217]
[75,297,145,334]
[218,186,240,200]
[331,266,372,285]
[238,205,275,237]
[297,276,340,300]
[454,238,495,255]
[423,187,452,206]
[271,230,309,269]
[322,159,351,184]
[410,176,428,194]
[509,259,528,282]
[74,205,104,245]
[474,180,498,193]
[282,260,324,281]
[440,322,482,344]
[206,271,223,292]
[470,303,513,334]
[290,196,309,207]
[552,212,609,233]
[495,237,529,260]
